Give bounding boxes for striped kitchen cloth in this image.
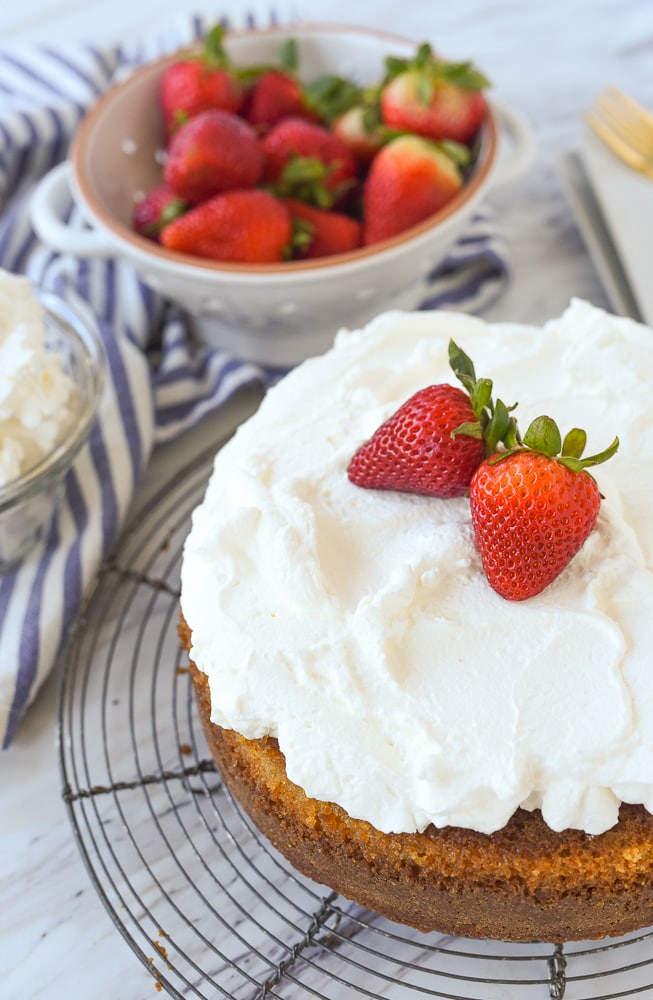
[0,14,510,748]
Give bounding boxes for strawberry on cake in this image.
[179,301,653,942]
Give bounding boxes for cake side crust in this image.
[181,617,653,943]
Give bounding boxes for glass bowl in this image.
[0,288,105,573]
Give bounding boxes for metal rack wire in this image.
[58,441,653,999]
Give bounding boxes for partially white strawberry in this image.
[381,43,489,145]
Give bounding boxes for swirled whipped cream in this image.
[181,300,653,837]
[0,270,77,488]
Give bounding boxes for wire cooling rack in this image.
[58,440,653,1000]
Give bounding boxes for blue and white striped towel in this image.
[0,14,510,748]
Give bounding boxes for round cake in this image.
[180,301,653,943]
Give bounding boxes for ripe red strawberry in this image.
[332,105,384,163]
[348,384,486,497]
[348,339,520,498]
[245,70,315,130]
[160,189,292,263]
[469,417,619,601]
[382,74,487,145]
[380,45,489,145]
[261,118,357,202]
[164,110,263,204]
[132,184,187,242]
[362,134,463,245]
[284,199,362,258]
[159,25,243,139]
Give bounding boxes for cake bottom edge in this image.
[181,622,653,943]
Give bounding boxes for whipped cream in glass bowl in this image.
[0,272,104,572]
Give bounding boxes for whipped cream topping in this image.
[181,300,653,836]
[0,271,78,488]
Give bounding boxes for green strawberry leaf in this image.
[523,415,562,457]
[159,197,188,227]
[451,420,483,440]
[486,399,519,453]
[439,60,490,91]
[470,377,493,416]
[448,338,477,387]
[558,436,620,472]
[203,23,229,69]
[278,37,298,73]
[561,427,587,459]
[437,140,473,167]
[289,215,315,256]
[449,338,520,453]
[416,70,436,107]
[383,54,412,83]
[304,74,363,124]
[269,156,340,209]
[414,42,434,68]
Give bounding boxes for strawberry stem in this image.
[303,74,364,124]
[448,339,520,454]
[278,37,298,73]
[202,24,229,69]
[488,414,619,473]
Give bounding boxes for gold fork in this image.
[585,86,653,179]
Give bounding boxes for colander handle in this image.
[30,161,116,258]
[490,100,536,188]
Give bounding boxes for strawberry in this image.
[284,199,362,259]
[164,109,263,204]
[245,69,313,130]
[160,189,292,263]
[362,134,463,245]
[380,44,489,145]
[347,340,513,497]
[348,384,486,497]
[261,118,358,204]
[159,25,243,139]
[132,184,187,242]
[469,417,619,601]
[332,105,384,163]
[241,38,317,131]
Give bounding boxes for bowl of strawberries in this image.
[30,23,531,366]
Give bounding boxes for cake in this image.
[179,300,653,943]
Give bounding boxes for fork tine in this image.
[606,86,653,130]
[595,104,653,156]
[592,88,653,160]
[598,94,653,137]
[585,110,653,179]
[596,88,653,145]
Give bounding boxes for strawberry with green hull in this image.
[333,104,386,164]
[243,39,317,131]
[469,417,619,601]
[133,184,187,243]
[284,199,362,259]
[164,109,263,204]
[381,43,489,145]
[347,340,515,498]
[261,118,358,205]
[362,134,464,244]
[161,189,293,263]
[159,25,244,139]
[246,70,314,129]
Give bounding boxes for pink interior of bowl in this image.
[71,24,498,274]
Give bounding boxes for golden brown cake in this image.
[179,304,653,942]
[181,618,653,943]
